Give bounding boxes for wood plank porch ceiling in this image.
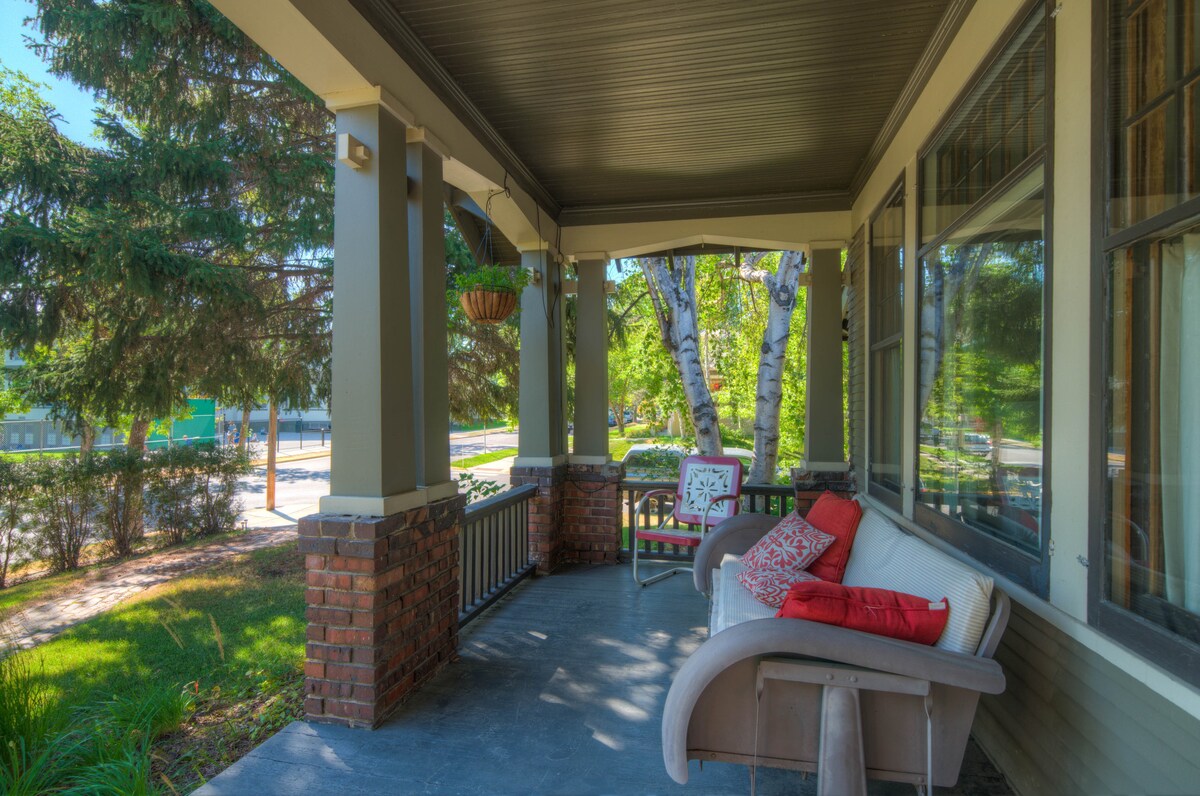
[350,0,963,225]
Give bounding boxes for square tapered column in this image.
[321,103,421,516]
[407,130,456,501]
[512,247,568,572]
[804,247,847,470]
[571,256,611,464]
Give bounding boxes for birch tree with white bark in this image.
[640,255,724,455]
[731,250,806,483]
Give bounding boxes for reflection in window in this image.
[870,186,904,497]
[1107,227,1200,644]
[917,168,1045,555]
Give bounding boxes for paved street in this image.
[236,429,520,527]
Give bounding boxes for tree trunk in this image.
[736,251,805,483]
[126,417,150,452]
[79,425,96,457]
[266,399,278,511]
[239,406,251,452]
[125,416,150,545]
[640,255,723,455]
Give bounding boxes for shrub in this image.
[0,459,32,589]
[27,456,97,573]
[145,445,201,545]
[192,444,249,537]
[94,448,148,558]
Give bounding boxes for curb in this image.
[250,448,331,467]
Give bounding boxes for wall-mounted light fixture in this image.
[337,133,371,169]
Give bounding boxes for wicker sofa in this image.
[661,496,1010,795]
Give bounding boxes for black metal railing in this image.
[621,480,794,561]
[459,483,538,627]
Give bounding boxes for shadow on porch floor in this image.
[196,563,1012,795]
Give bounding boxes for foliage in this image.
[454,262,528,294]
[26,455,97,573]
[94,447,148,558]
[145,443,249,544]
[444,210,521,424]
[0,0,333,436]
[0,458,32,589]
[458,472,505,504]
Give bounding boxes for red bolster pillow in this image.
[775,580,950,646]
[804,491,863,583]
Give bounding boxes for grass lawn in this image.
[453,447,518,468]
[0,567,97,623]
[4,542,305,793]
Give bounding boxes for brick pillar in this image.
[562,462,624,565]
[298,493,467,728]
[509,463,566,574]
[791,467,856,518]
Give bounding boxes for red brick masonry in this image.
[509,464,566,574]
[563,462,623,565]
[297,493,467,728]
[791,467,856,516]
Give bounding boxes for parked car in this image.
[961,432,993,456]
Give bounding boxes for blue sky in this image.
[0,0,104,146]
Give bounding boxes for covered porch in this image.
[198,563,1008,795]
[202,0,1200,794]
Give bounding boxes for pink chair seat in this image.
[636,528,704,547]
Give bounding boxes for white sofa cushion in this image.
[842,499,994,655]
[711,554,775,635]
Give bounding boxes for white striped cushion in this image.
[843,500,993,654]
[712,554,776,635]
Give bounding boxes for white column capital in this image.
[406,127,450,160]
[326,85,414,126]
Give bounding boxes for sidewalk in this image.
[3,527,295,650]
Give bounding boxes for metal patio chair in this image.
[631,455,743,586]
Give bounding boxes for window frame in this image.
[866,176,907,513]
[910,0,1055,596]
[1090,0,1200,687]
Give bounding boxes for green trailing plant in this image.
[454,263,528,295]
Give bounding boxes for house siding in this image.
[845,225,866,490]
[975,602,1200,795]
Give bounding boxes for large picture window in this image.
[917,167,1045,559]
[869,183,905,503]
[915,2,1049,591]
[1098,0,1200,681]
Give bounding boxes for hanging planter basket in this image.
[459,284,518,324]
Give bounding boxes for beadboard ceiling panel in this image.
[349,0,961,223]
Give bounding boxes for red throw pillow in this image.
[775,580,950,646]
[736,568,819,609]
[740,513,835,573]
[804,491,864,583]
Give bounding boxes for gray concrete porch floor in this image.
[196,563,1012,795]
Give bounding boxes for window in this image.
[915,3,1049,592]
[1108,0,1200,231]
[922,8,1047,245]
[916,168,1046,563]
[1098,0,1200,683]
[1106,227,1200,651]
[869,182,905,504]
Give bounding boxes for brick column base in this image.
[298,493,467,728]
[562,462,623,564]
[791,467,856,517]
[509,464,566,574]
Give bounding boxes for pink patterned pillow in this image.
[741,513,836,572]
[737,568,820,609]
